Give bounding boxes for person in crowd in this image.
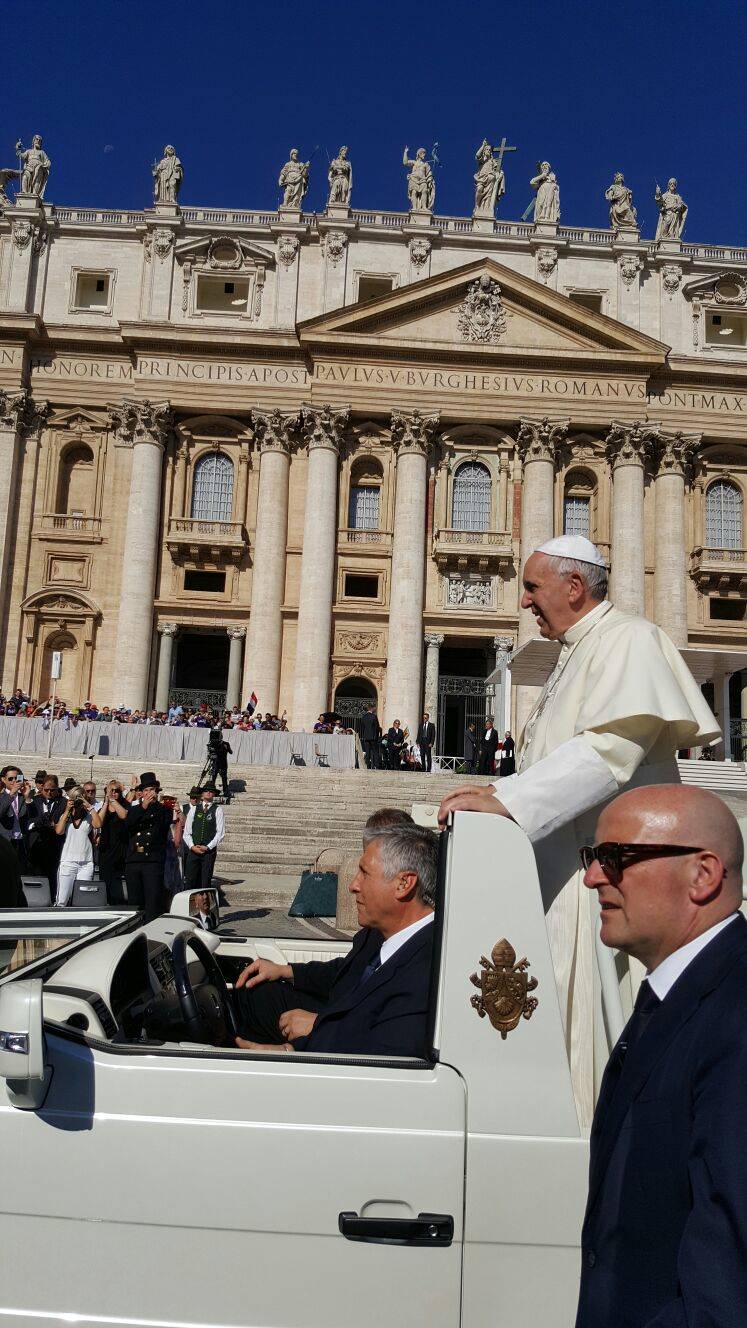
[29,775,66,895]
[107,771,174,922]
[477,715,500,775]
[385,719,405,770]
[81,780,99,810]
[97,780,130,902]
[54,786,101,906]
[464,722,478,774]
[33,769,47,797]
[499,730,516,777]
[207,727,232,799]
[417,712,436,773]
[163,792,184,894]
[184,783,225,890]
[0,766,34,870]
[189,889,218,931]
[359,703,382,769]
[576,784,747,1328]
[234,825,437,1056]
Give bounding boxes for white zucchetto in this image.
[535,535,607,568]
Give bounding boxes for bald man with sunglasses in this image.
[576,783,747,1328]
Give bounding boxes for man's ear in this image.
[688,851,727,906]
[395,870,419,902]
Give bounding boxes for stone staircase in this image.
[677,758,747,794]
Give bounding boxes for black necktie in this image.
[358,952,382,987]
[620,979,661,1059]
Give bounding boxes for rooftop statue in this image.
[279,149,310,209]
[605,172,637,230]
[14,135,50,199]
[473,138,515,218]
[529,161,560,224]
[327,146,352,207]
[153,145,183,205]
[0,166,20,207]
[402,146,436,212]
[655,177,688,242]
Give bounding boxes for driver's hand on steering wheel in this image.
[278,1008,317,1042]
[235,957,293,991]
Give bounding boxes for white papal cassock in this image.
[496,599,720,1127]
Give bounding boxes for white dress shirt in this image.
[646,914,739,1000]
[184,802,225,851]
[378,912,434,967]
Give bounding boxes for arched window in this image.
[563,468,596,540]
[56,444,94,515]
[348,456,382,531]
[191,452,234,522]
[706,479,743,549]
[452,461,491,531]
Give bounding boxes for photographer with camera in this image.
[54,786,102,906]
[97,780,130,903]
[207,727,232,800]
[106,772,174,922]
[0,766,35,870]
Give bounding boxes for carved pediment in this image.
[683,270,747,305]
[48,406,106,433]
[174,234,274,271]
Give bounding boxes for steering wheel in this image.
[171,930,240,1046]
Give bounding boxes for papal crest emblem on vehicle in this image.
[457,274,507,344]
[469,938,539,1039]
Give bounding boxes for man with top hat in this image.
[106,771,173,922]
[183,783,225,891]
[439,534,720,1127]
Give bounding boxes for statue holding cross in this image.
[473,137,516,218]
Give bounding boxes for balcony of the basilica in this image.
[166,517,248,564]
[432,527,514,575]
[690,545,747,594]
[337,527,393,553]
[34,513,103,543]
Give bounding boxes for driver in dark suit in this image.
[359,704,382,769]
[233,825,437,1058]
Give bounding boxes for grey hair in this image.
[362,807,415,845]
[370,826,438,910]
[545,554,608,600]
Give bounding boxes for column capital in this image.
[390,408,440,456]
[301,402,350,452]
[516,416,569,466]
[158,622,179,636]
[0,389,28,432]
[424,632,445,648]
[251,407,300,454]
[227,625,247,640]
[605,419,659,470]
[493,634,514,654]
[109,398,174,449]
[655,430,701,481]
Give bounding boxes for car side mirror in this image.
[170,888,221,932]
[0,979,52,1110]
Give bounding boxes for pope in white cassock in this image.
[439,534,720,1127]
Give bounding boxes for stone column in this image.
[0,391,28,632]
[111,400,173,710]
[243,410,299,715]
[5,200,47,312]
[0,393,48,687]
[423,633,444,721]
[173,439,189,518]
[515,418,568,732]
[606,421,658,616]
[712,668,732,761]
[498,454,510,528]
[652,432,700,646]
[493,635,514,733]
[386,409,439,734]
[226,627,246,710]
[292,404,350,728]
[155,623,178,712]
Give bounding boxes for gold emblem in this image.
[469,939,539,1039]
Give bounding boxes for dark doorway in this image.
[170,632,229,710]
[334,677,377,740]
[437,644,491,759]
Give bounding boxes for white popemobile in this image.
[0,814,596,1328]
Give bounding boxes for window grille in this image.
[706,479,743,549]
[563,495,591,538]
[452,462,491,531]
[348,484,380,530]
[191,453,234,522]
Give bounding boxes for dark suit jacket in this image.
[417,722,436,748]
[0,790,33,844]
[576,913,747,1328]
[29,793,66,846]
[386,727,405,750]
[290,922,434,1058]
[359,712,381,743]
[481,727,499,754]
[464,729,478,761]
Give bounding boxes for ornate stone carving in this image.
[340,632,380,652]
[23,398,50,437]
[473,137,514,218]
[277,234,299,267]
[390,408,439,456]
[327,146,352,208]
[301,403,350,452]
[0,389,28,431]
[278,150,310,209]
[446,577,492,607]
[11,217,45,253]
[618,253,642,287]
[536,246,557,280]
[402,146,436,211]
[153,145,183,205]
[493,635,514,660]
[714,272,747,305]
[406,236,429,270]
[516,417,569,466]
[15,135,51,198]
[605,420,659,469]
[144,227,175,261]
[425,632,445,647]
[158,622,179,637]
[323,230,348,265]
[655,178,687,242]
[227,625,247,640]
[529,162,560,224]
[109,399,174,449]
[251,408,299,454]
[458,275,507,343]
[0,165,20,206]
[661,264,681,294]
[606,173,637,230]
[656,431,701,479]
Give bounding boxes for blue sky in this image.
[2,0,744,245]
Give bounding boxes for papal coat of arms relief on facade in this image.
[457,274,507,344]
[469,939,539,1038]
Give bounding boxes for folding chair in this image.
[314,745,330,769]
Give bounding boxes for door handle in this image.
[338,1211,453,1247]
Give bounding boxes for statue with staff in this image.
[402,145,436,212]
[14,135,51,199]
[654,177,688,241]
[473,136,516,218]
[279,148,311,209]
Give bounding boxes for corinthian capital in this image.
[108,398,174,449]
[251,408,300,454]
[301,402,350,452]
[605,419,659,469]
[516,416,569,465]
[390,408,440,456]
[0,389,29,432]
[655,430,701,480]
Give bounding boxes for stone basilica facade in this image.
[1,144,746,751]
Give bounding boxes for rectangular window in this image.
[343,573,379,599]
[706,313,747,347]
[710,597,746,621]
[348,485,380,530]
[72,271,112,311]
[184,570,226,593]
[569,292,604,314]
[195,276,250,314]
[357,276,394,303]
[564,496,591,538]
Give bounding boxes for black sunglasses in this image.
[580,841,704,877]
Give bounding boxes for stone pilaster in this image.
[5,197,48,311]
[243,409,299,714]
[386,409,439,733]
[172,438,189,518]
[606,420,658,616]
[498,454,510,528]
[155,623,178,712]
[0,392,49,687]
[423,633,444,721]
[226,627,246,711]
[652,432,700,646]
[292,404,350,728]
[492,635,514,732]
[143,219,179,320]
[110,399,173,709]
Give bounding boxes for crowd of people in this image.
[0,690,289,731]
[357,705,516,775]
[0,763,226,920]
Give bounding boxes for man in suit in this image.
[576,783,747,1328]
[385,719,405,770]
[28,774,66,895]
[417,712,436,773]
[464,722,478,774]
[233,824,437,1058]
[0,765,34,871]
[498,729,516,776]
[359,703,382,769]
[477,716,499,775]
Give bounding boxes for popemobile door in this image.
[0,912,466,1328]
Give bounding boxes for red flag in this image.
[246,692,258,715]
